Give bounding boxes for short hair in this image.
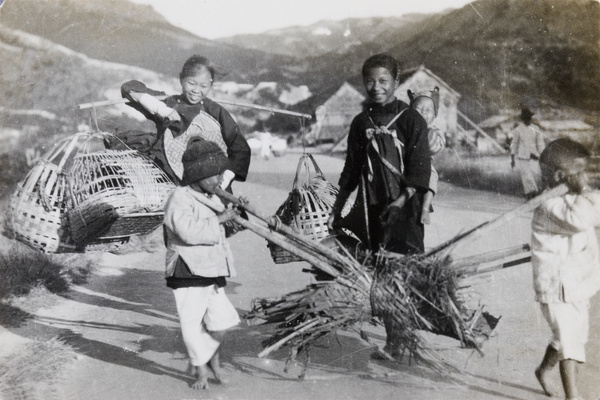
[180,55,215,81]
[362,53,399,80]
[539,138,590,171]
[539,138,589,187]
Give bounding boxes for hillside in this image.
[387,0,600,117]
[299,0,600,119]
[0,25,178,132]
[1,0,598,123]
[0,0,302,83]
[217,14,434,58]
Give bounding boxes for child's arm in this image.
[121,80,177,121]
[428,126,446,155]
[534,191,600,235]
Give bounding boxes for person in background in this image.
[327,53,430,358]
[408,87,446,225]
[531,138,600,400]
[163,138,243,390]
[121,55,250,189]
[510,106,545,199]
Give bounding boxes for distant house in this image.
[394,65,461,134]
[297,81,366,144]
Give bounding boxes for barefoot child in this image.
[163,138,242,389]
[327,53,430,358]
[531,138,600,400]
[408,87,446,225]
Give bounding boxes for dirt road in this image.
[2,150,599,400]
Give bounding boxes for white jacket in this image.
[531,190,600,303]
[163,186,235,278]
[510,123,545,160]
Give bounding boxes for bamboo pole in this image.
[77,96,312,119]
[424,184,568,257]
[214,188,350,268]
[457,110,506,153]
[451,243,530,270]
[231,215,341,278]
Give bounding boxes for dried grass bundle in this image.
[371,253,491,358]
[247,250,497,370]
[249,260,372,360]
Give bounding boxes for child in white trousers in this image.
[531,138,600,400]
[163,137,242,389]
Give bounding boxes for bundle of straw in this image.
[247,250,494,370]
[250,261,373,360]
[218,185,564,371]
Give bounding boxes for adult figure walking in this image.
[510,106,545,199]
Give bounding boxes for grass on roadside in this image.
[0,337,77,400]
[0,240,91,300]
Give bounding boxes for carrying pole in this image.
[424,184,568,257]
[214,188,350,270]
[77,96,312,119]
[231,216,341,278]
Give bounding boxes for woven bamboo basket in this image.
[2,133,87,253]
[4,160,73,253]
[4,131,175,252]
[67,136,175,246]
[268,154,339,263]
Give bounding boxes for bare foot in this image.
[208,352,228,384]
[192,365,209,390]
[535,367,557,397]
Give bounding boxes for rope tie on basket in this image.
[269,215,282,231]
[300,115,307,153]
[365,110,406,182]
[89,104,101,133]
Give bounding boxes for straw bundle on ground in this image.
[220,185,561,372]
[247,249,497,370]
[250,257,373,359]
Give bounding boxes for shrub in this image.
[0,242,73,299]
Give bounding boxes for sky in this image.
[128,0,477,39]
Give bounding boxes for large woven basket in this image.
[4,160,74,253]
[67,136,175,245]
[4,131,175,252]
[268,154,339,264]
[3,133,89,253]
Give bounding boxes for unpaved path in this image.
[2,150,599,400]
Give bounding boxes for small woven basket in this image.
[268,154,339,264]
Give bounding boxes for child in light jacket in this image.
[531,138,600,400]
[163,137,242,390]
